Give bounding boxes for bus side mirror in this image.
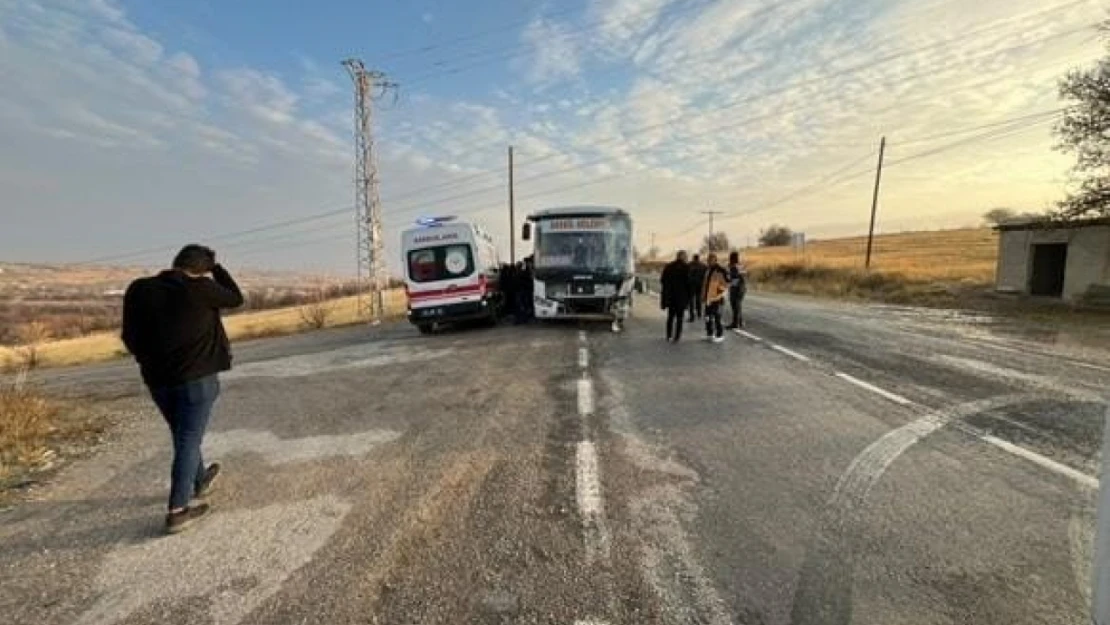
[522,223,532,241]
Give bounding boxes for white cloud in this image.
[520,17,582,84]
[218,68,300,125]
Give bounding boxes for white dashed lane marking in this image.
[728,324,1101,490]
[577,378,595,417]
[578,347,589,370]
[770,343,811,362]
[980,434,1098,490]
[733,329,763,342]
[833,372,914,406]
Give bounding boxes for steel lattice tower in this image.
[342,58,395,323]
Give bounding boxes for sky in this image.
[0,0,1106,275]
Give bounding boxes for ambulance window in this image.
[409,249,437,282]
[407,245,475,282]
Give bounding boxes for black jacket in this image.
[688,260,707,291]
[660,259,691,308]
[122,265,244,387]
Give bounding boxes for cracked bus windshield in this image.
[1,1,1109,624]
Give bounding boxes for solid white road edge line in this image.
[981,434,1099,490]
[578,378,595,416]
[771,343,811,362]
[578,347,589,370]
[734,329,763,342]
[834,372,914,406]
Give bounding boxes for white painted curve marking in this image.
[578,347,589,370]
[734,329,763,342]
[577,378,595,417]
[981,434,1098,489]
[576,440,610,563]
[206,429,401,465]
[75,495,351,625]
[830,395,1045,511]
[834,372,914,406]
[771,343,811,362]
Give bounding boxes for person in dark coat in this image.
[500,262,518,318]
[515,256,535,324]
[686,254,707,322]
[659,250,691,342]
[122,244,244,534]
[726,251,747,330]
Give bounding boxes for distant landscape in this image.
[642,227,1002,307]
[0,263,361,347]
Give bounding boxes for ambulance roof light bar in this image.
[415,216,457,227]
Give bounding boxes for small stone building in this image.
[994,217,1110,304]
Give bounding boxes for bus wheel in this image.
[417,323,435,335]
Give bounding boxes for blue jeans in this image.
[150,375,220,510]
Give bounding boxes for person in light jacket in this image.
[701,253,728,343]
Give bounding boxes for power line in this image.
[74,16,1089,265]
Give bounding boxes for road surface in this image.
[1,292,1107,624]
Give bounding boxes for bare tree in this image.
[16,321,51,369]
[982,208,1018,225]
[298,289,331,329]
[701,232,731,253]
[1055,20,1110,219]
[758,225,793,247]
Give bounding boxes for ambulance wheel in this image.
[416,323,435,335]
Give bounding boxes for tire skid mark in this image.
[790,393,1056,625]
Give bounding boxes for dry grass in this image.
[639,228,999,306]
[740,228,998,283]
[0,375,59,484]
[0,289,406,371]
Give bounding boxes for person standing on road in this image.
[686,254,706,323]
[660,250,691,342]
[702,253,728,343]
[726,251,747,330]
[121,244,244,534]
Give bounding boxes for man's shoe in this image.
[166,503,211,534]
[713,336,726,343]
[194,463,221,499]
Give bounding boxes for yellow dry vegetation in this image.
[740,228,998,283]
[0,289,406,371]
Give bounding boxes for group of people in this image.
[499,255,535,324]
[659,250,746,343]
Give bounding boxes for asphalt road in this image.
[1,292,1107,624]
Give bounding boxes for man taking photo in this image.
[122,244,244,534]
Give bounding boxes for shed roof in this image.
[994,216,1110,232]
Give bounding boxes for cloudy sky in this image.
[0,0,1105,274]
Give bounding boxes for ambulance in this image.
[401,216,503,334]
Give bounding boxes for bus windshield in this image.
[533,216,632,275]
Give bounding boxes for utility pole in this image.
[342,58,397,324]
[700,210,725,237]
[864,136,886,270]
[508,145,516,264]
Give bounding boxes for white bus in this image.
[522,206,636,332]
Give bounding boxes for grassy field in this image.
[642,228,1001,306]
[0,289,406,372]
